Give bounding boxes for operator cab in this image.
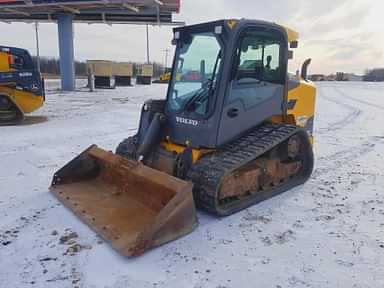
[165,19,291,149]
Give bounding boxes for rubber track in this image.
[187,123,302,216]
[0,95,24,125]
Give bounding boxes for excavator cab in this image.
[51,19,316,256]
[0,46,45,124]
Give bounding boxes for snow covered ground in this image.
[0,81,383,288]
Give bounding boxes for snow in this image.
[1,80,384,288]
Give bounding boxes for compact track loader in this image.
[51,19,316,256]
[0,46,45,125]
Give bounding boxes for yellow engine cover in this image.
[287,79,317,140]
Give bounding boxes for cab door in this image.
[217,28,287,145]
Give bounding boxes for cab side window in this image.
[225,30,285,110]
[11,55,25,70]
[234,32,283,84]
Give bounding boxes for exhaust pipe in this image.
[301,58,312,81]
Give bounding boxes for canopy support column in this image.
[57,13,75,91]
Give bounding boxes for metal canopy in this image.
[0,0,181,24]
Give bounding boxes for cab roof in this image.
[175,19,299,43]
[281,25,299,43]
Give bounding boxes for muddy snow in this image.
[0,81,383,288]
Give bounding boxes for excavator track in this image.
[187,123,314,216]
[0,95,24,125]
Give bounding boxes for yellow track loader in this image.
[0,46,45,125]
[51,19,316,256]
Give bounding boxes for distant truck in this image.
[113,62,133,86]
[87,60,115,89]
[182,70,201,82]
[136,64,153,85]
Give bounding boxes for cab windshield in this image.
[167,32,222,116]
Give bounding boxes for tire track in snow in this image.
[0,204,56,249]
[333,87,384,110]
[317,86,362,135]
[313,135,384,178]
[313,141,376,178]
[313,85,384,178]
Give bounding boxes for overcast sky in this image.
[0,0,383,74]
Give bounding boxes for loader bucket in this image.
[50,145,197,257]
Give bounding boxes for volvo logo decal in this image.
[175,116,198,126]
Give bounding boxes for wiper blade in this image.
[183,50,222,112]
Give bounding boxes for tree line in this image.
[30,57,384,82]
[31,56,166,77]
[363,68,384,82]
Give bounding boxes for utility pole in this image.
[146,24,150,64]
[163,48,170,69]
[34,22,41,73]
